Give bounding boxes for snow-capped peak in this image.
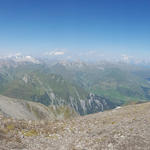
[0,53,40,64]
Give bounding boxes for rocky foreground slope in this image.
[1,102,150,150]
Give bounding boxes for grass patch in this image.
[22,129,38,137]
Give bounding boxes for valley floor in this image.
[1,102,150,150]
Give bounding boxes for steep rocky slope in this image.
[0,63,116,115]
[0,102,150,150]
[0,95,77,120]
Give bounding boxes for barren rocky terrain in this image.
[1,102,150,150]
[0,95,77,121]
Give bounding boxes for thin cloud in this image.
[44,49,66,56]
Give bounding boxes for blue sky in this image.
[0,0,150,60]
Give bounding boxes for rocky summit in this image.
[1,102,150,150]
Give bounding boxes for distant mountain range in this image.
[1,52,150,65]
[0,55,150,115]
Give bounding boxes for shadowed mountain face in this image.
[0,60,150,115]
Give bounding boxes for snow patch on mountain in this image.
[0,53,40,64]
